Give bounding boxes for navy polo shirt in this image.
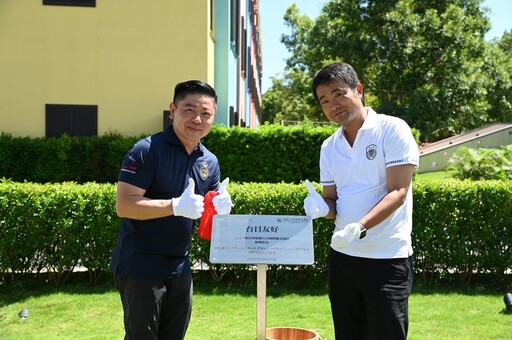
[109,126,220,279]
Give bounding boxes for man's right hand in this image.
[172,178,204,219]
[303,179,329,219]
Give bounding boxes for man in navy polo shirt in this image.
[304,63,419,340]
[110,80,232,340]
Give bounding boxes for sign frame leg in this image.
[256,264,267,340]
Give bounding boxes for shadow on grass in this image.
[0,271,116,307]
[2,270,510,307]
[413,272,512,297]
[193,269,329,297]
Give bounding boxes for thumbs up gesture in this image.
[172,178,204,219]
[212,177,233,215]
[303,179,329,219]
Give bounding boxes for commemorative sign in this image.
[209,214,314,265]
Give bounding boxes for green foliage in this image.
[263,0,512,143]
[0,124,420,186]
[203,123,338,183]
[1,179,510,288]
[412,179,512,286]
[0,132,139,184]
[411,127,421,145]
[262,73,322,123]
[0,180,118,286]
[0,126,339,184]
[483,33,512,123]
[447,145,512,180]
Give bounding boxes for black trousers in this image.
[115,274,193,340]
[328,249,413,340]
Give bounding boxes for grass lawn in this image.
[0,278,510,339]
[1,170,508,338]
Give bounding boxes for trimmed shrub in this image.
[0,132,139,184]
[0,180,118,286]
[0,124,422,185]
[1,179,510,288]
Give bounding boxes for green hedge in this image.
[412,179,512,285]
[0,132,140,184]
[0,124,422,185]
[0,125,337,184]
[0,181,118,286]
[202,124,337,183]
[1,179,510,287]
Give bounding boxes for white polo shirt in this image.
[319,108,419,259]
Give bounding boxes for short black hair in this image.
[312,62,360,101]
[173,80,217,104]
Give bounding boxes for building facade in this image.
[0,0,262,137]
[418,123,512,173]
[214,0,262,129]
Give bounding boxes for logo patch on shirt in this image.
[200,161,209,180]
[366,144,377,160]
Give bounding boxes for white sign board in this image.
[209,214,314,265]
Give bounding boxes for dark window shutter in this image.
[43,0,96,7]
[46,104,98,137]
[163,110,172,129]
[72,105,97,136]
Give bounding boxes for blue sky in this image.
[259,0,512,93]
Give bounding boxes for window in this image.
[163,110,172,129]
[210,0,215,32]
[230,0,239,57]
[46,104,98,137]
[241,25,247,78]
[229,106,239,127]
[43,0,96,7]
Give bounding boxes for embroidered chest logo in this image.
[366,144,377,160]
[200,161,209,180]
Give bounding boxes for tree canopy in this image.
[261,0,512,142]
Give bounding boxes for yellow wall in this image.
[0,1,214,137]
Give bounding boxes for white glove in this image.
[212,177,233,215]
[330,222,363,250]
[303,179,329,219]
[172,178,204,219]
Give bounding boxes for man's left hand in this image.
[212,177,233,215]
[330,222,363,250]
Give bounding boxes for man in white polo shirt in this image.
[304,62,419,340]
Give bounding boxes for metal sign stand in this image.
[209,215,314,340]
